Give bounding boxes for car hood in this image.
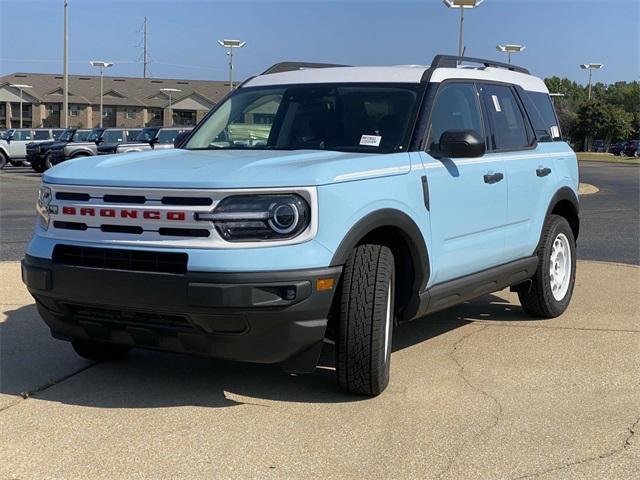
[43,148,411,188]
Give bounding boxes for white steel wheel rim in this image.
[549,233,571,301]
[383,283,392,360]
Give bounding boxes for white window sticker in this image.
[360,134,382,147]
[491,95,502,112]
[550,126,560,138]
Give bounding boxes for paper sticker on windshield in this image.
[360,135,382,147]
[491,95,502,112]
[550,126,560,138]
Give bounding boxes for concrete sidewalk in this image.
[1,260,638,479]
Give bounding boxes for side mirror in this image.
[149,136,158,146]
[174,131,189,148]
[435,129,485,159]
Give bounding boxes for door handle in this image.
[483,172,504,184]
[536,167,552,177]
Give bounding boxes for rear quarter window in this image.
[528,92,562,141]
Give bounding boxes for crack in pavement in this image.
[511,416,640,479]
[467,321,640,334]
[437,324,504,480]
[0,361,98,413]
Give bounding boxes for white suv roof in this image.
[244,55,549,93]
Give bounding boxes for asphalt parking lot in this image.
[0,161,639,479]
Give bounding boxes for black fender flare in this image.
[538,186,580,248]
[330,208,430,293]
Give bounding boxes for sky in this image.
[0,0,638,85]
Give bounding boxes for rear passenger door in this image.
[478,83,548,261]
[417,82,508,285]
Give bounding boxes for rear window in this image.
[528,92,561,141]
[479,84,531,151]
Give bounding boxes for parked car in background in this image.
[115,127,192,154]
[27,129,92,173]
[623,140,639,157]
[608,141,626,156]
[0,128,61,169]
[48,128,138,166]
[593,139,605,152]
[97,127,159,155]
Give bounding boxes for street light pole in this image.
[580,63,603,101]
[496,44,526,65]
[10,84,32,128]
[218,39,247,91]
[160,88,181,126]
[63,0,68,128]
[90,61,113,128]
[443,0,484,59]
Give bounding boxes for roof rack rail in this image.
[430,55,530,75]
[261,61,350,75]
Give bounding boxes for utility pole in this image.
[63,0,69,128]
[143,16,148,78]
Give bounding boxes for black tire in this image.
[72,340,130,361]
[0,152,7,170]
[336,244,395,396]
[32,161,45,173]
[9,160,23,167]
[44,153,54,171]
[518,215,576,318]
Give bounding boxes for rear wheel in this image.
[72,340,130,361]
[518,215,576,318]
[336,244,395,396]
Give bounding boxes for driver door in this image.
[416,82,507,285]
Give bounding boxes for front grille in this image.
[103,194,146,204]
[161,196,213,206]
[100,224,144,235]
[56,192,90,201]
[54,221,88,231]
[64,303,193,331]
[52,245,188,274]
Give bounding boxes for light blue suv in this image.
[22,55,579,396]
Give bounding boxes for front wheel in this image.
[335,244,395,396]
[0,153,7,170]
[518,215,576,318]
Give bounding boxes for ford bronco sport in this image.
[22,55,579,396]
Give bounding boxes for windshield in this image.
[185,83,423,154]
[135,127,159,142]
[58,129,74,142]
[86,129,104,142]
[73,130,91,142]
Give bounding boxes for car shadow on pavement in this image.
[1,293,539,408]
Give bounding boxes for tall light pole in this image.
[443,0,484,58]
[90,61,113,128]
[160,88,181,126]
[10,84,32,128]
[580,63,603,100]
[580,63,603,152]
[63,0,69,128]
[217,39,246,91]
[496,44,525,65]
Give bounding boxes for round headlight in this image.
[269,202,299,234]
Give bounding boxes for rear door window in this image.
[33,130,51,140]
[102,130,125,143]
[479,84,532,151]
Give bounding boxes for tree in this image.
[600,106,633,143]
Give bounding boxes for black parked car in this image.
[608,141,627,156]
[97,127,159,155]
[593,139,605,152]
[623,140,639,157]
[28,129,92,173]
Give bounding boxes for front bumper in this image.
[22,255,342,371]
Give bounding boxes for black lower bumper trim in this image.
[22,255,342,370]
